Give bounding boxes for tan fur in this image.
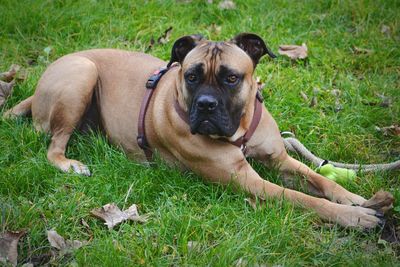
[4,44,392,228]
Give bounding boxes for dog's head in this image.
[169,33,275,138]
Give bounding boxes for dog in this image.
[4,33,393,228]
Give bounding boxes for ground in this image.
[0,0,399,266]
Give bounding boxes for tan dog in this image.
[5,33,393,228]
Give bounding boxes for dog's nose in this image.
[196,95,218,112]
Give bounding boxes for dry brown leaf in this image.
[353,46,373,55]
[375,125,400,137]
[0,230,26,267]
[278,43,308,60]
[47,229,86,255]
[47,230,66,251]
[91,203,149,229]
[0,64,20,82]
[157,27,173,45]
[218,0,236,10]
[0,80,15,107]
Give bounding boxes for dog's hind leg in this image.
[34,55,98,176]
[3,96,33,118]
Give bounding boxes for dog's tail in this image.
[3,96,33,119]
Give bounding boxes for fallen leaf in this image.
[47,229,86,255]
[0,230,26,267]
[91,203,149,229]
[353,46,373,55]
[218,0,236,10]
[0,64,20,82]
[157,26,173,45]
[376,125,400,137]
[47,230,66,251]
[0,79,15,108]
[278,43,308,60]
[381,25,391,37]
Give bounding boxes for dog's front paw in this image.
[362,190,394,213]
[332,204,384,229]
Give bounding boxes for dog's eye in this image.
[187,74,197,83]
[226,75,238,84]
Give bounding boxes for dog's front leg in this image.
[277,153,367,205]
[247,108,370,206]
[177,146,383,229]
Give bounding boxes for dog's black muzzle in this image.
[189,94,237,137]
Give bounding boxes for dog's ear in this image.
[231,33,276,66]
[167,34,205,67]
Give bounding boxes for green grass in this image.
[1,0,399,266]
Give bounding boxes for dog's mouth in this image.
[190,119,220,135]
[189,110,238,137]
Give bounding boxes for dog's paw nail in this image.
[375,211,384,218]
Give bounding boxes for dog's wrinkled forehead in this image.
[182,41,254,76]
